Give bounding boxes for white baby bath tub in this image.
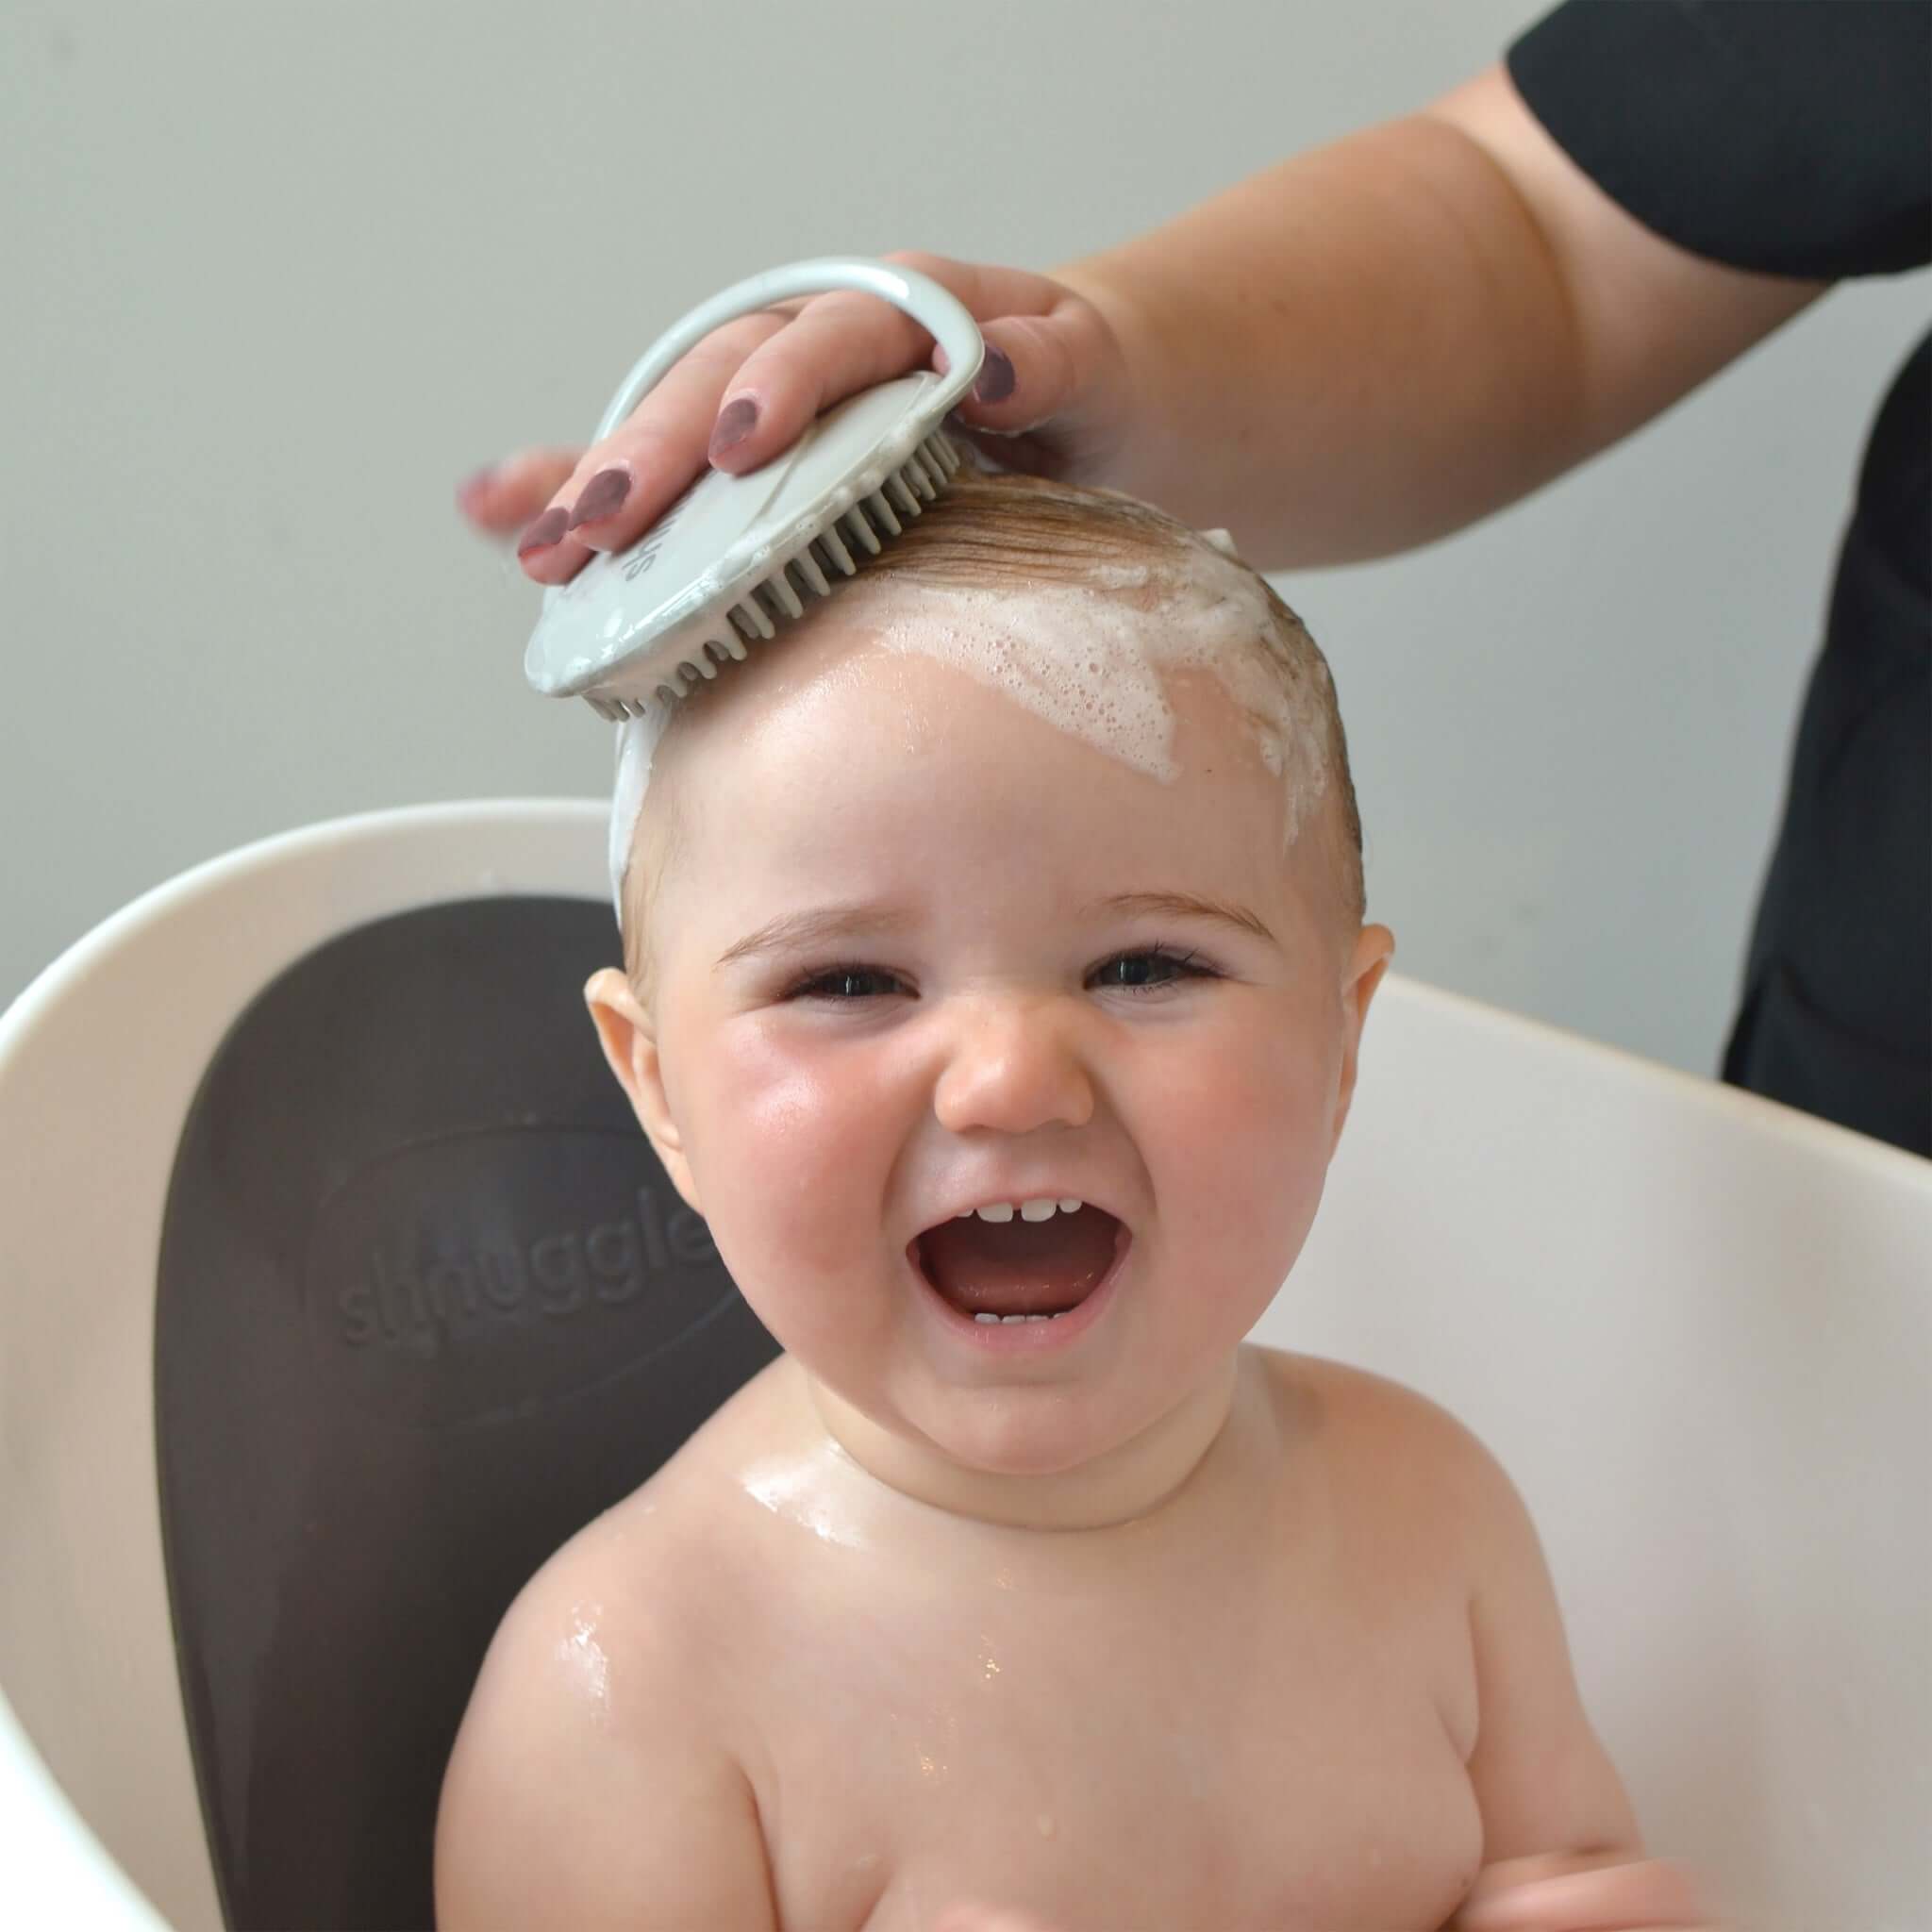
[0,800,1925,1929]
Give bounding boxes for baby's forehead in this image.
[645,614,1337,919]
[625,538,1356,930]
[667,570,1324,804]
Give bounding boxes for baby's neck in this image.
[799,1353,1253,1534]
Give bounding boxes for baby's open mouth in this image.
[912,1201,1125,1324]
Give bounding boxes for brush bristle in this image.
[593,428,961,716]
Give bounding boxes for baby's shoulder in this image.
[434,1374,787,1928]
[1246,1345,1525,1550]
[1250,1342,1481,1449]
[485,1355,791,1681]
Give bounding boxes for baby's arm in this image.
[434,1563,777,1931]
[1455,1851,1711,1929]
[1446,1433,1717,1928]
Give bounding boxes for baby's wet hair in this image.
[620,471,1365,993]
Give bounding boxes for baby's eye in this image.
[1089,946,1216,992]
[787,964,908,1002]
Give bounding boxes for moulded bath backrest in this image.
[1272,983,1932,1931]
[155,895,777,1932]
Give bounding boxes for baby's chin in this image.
[905,1350,1228,1476]
[918,1397,1116,1480]
[800,1350,1112,1481]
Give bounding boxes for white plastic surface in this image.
[0,803,608,1932]
[1267,987,1932,1928]
[0,801,1926,1928]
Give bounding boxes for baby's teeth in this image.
[974,1311,1000,1324]
[1001,1313,1028,1324]
[958,1197,1086,1223]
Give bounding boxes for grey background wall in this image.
[4,1,1924,1080]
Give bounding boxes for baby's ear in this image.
[583,968,700,1213]
[1331,924,1393,1152]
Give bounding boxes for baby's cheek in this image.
[1153,1016,1336,1257]
[691,1030,891,1279]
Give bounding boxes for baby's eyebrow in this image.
[715,901,920,968]
[1087,891,1275,944]
[717,891,1274,969]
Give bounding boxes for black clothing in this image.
[1508,0,1931,1156]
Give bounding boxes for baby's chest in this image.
[749,1591,1482,1932]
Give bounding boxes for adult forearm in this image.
[475,72,1819,588]
[1057,109,1591,569]
[1057,66,1821,572]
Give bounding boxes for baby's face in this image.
[595,614,1388,1500]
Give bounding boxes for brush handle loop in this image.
[590,257,987,443]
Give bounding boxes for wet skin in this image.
[438,617,1638,1930]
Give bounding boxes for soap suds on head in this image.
[608,542,1332,914]
[858,538,1332,842]
[607,485,1358,935]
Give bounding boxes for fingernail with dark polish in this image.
[972,345,1015,405]
[516,506,570,558]
[567,466,632,530]
[708,395,759,460]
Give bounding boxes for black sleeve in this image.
[1507,0,1932,280]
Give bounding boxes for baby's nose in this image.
[931,998,1095,1138]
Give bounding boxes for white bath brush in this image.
[524,258,985,719]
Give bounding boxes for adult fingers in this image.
[515,308,793,583]
[948,292,1131,457]
[455,447,585,539]
[702,252,1125,476]
[701,283,959,477]
[512,252,1128,585]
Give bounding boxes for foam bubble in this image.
[855,543,1329,835]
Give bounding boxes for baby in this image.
[436,473,1714,1931]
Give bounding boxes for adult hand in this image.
[1453,1851,1719,1929]
[455,252,1132,586]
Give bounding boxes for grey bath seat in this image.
[157,890,775,1929]
[0,803,781,1932]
